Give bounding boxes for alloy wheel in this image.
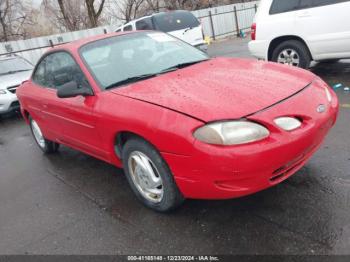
[277,49,300,67]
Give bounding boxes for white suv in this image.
[0,55,33,115]
[249,0,350,68]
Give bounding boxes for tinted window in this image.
[33,52,89,90]
[270,0,299,14]
[298,0,318,9]
[310,0,349,8]
[123,25,133,31]
[153,11,200,32]
[136,18,154,30]
[116,28,122,32]
[270,0,350,14]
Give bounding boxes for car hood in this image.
[111,58,316,122]
[0,70,32,89]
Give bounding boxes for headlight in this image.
[0,89,6,95]
[193,121,270,145]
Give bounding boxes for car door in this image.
[30,54,64,140]
[38,51,106,159]
[295,0,350,60]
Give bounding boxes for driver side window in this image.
[33,52,90,90]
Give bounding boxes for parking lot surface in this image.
[1,37,350,255]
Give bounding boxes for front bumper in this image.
[248,40,269,60]
[162,81,339,199]
[0,91,20,114]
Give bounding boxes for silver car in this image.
[0,55,33,115]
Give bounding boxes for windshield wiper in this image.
[4,69,31,75]
[183,27,194,34]
[159,59,209,73]
[105,73,158,90]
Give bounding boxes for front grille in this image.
[270,155,305,182]
[7,85,19,94]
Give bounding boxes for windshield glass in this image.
[0,57,33,75]
[80,32,209,90]
[153,11,200,32]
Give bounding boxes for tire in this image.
[271,40,311,69]
[29,116,59,154]
[122,137,184,212]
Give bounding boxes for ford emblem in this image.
[317,104,326,113]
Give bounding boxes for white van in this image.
[248,0,350,68]
[116,10,207,51]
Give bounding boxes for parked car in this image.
[0,55,33,115]
[116,10,207,51]
[249,0,350,68]
[17,31,338,212]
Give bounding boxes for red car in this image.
[17,32,339,212]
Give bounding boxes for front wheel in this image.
[29,117,59,154]
[122,137,184,212]
[271,40,311,69]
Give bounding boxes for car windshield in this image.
[0,57,33,76]
[80,32,209,90]
[153,11,200,32]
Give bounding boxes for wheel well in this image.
[268,36,313,61]
[114,131,146,159]
[23,110,30,123]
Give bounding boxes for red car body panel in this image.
[163,79,338,199]
[17,33,339,200]
[113,57,316,122]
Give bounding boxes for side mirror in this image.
[57,81,93,99]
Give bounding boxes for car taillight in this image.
[251,23,256,40]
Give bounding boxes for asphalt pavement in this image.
[0,37,350,255]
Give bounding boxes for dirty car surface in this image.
[16,31,339,212]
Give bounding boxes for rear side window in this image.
[153,11,200,32]
[270,0,299,14]
[136,18,154,30]
[270,0,350,14]
[123,25,133,31]
[308,0,349,8]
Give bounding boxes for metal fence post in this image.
[234,6,240,37]
[209,10,216,41]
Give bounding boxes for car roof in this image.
[118,10,194,28]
